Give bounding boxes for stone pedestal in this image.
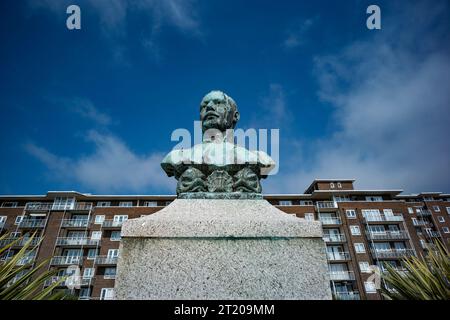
[114,199,332,300]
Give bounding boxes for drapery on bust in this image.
[161,90,275,197]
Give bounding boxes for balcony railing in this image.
[371,249,415,259]
[61,219,90,228]
[413,220,428,226]
[95,256,118,265]
[333,291,361,300]
[50,256,83,266]
[52,203,93,211]
[102,220,125,228]
[56,237,99,246]
[366,230,410,240]
[16,254,36,266]
[320,217,342,225]
[0,237,42,247]
[327,252,351,261]
[316,201,338,209]
[18,219,46,228]
[44,276,94,287]
[25,203,52,211]
[329,271,355,281]
[426,231,441,238]
[323,234,346,243]
[416,209,432,217]
[364,214,404,222]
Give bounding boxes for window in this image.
[350,225,361,235]
[447,207,450,215]
[11,232,21,238]
[438,216,445,223]
[83,268,95,279]
[14,216,24,225]
[330,182,335,189]
[107,249,119,258]
[337,182,342,189]
[383,209,394,216]
[0,216,7,226]
[354,243,365,253]
[433,206,440,212]
[52,197,75,210]
[91,231,102,240]
[346,210,356,219]
[423,197,433,201]
[365,196,383,202]
[1,202,18,208]
[94,215,105,224]
[279,200,292,206]
[443,227,450,234]
[143,201,158,207]
[119,202,133,207]
[79,288,91,299]
[111,231,121,241]
[364,281,377,293]
[100,288,114,300]
[97,201,111,207]
[299,200,313,206]
[407,207,414,214]
[113,215,128,223]
[104,267,117,279]
[87,249,98,260]
[304,213,314,221]
[359,262,371,273]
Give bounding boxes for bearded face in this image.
[200,91,239,133]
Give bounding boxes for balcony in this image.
[16,254,36,266]
[95,256,118,265]
[25,203,52,211]
[316,201,338,211]
[329,271,355,281]
[0,237,42,247]
[364,214,403,223]
[426,231,441,238]
[320,217,342,225]
[327,252,351,261]
[413,220,428,227]
[371,249,415,259]
[416,209,432,217]
[366,230,410,241]
[61,219,90,228]
[56,237,99,247]
[52,203,93,212]
[50,256,83,266]
[333,291,361,300]
[44,276,94,287]
[323,234,346,243]
[18,219,46,228]
[102,220,125,229]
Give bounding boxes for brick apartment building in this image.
[0,179,449,300]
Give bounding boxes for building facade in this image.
[0,179,449,300]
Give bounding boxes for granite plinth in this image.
[115,199,332,300]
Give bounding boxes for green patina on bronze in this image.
[161,90,275,197]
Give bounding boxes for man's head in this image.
[200,91,240,133]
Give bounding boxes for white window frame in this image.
[407,207,414,214]
[97,201,111,207]
[91,231,102,240]
[446,207,450,215]
[87,249,97,260]
[94,215,105,224]
[346,209,356,219]
[14,216,24,225]
[0,216,7,226]
[354,243,365,253]
[119,201,133,207]
[104,267,117,279]
[359,261,370,273]
[364,281,377,293]
[279,200,292,206]
[107,249,119,258]
[337,182,342,189]
[350,225,361,236]
[443,227,450,234]
[1,202,18,208]
[304,213,315,221]
[143,201,158,207]
[113,215,128,223]
[100,288,115,300]
[330,182,335,189]
[433,206,440,212]
[437,216,445,223]
[83,268,95,279]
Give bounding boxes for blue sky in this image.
[0,0,449,195]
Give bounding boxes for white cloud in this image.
[265,1,450,194]
[68,98,113,126]
[283,18,315,49]
[25,130,175,193]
